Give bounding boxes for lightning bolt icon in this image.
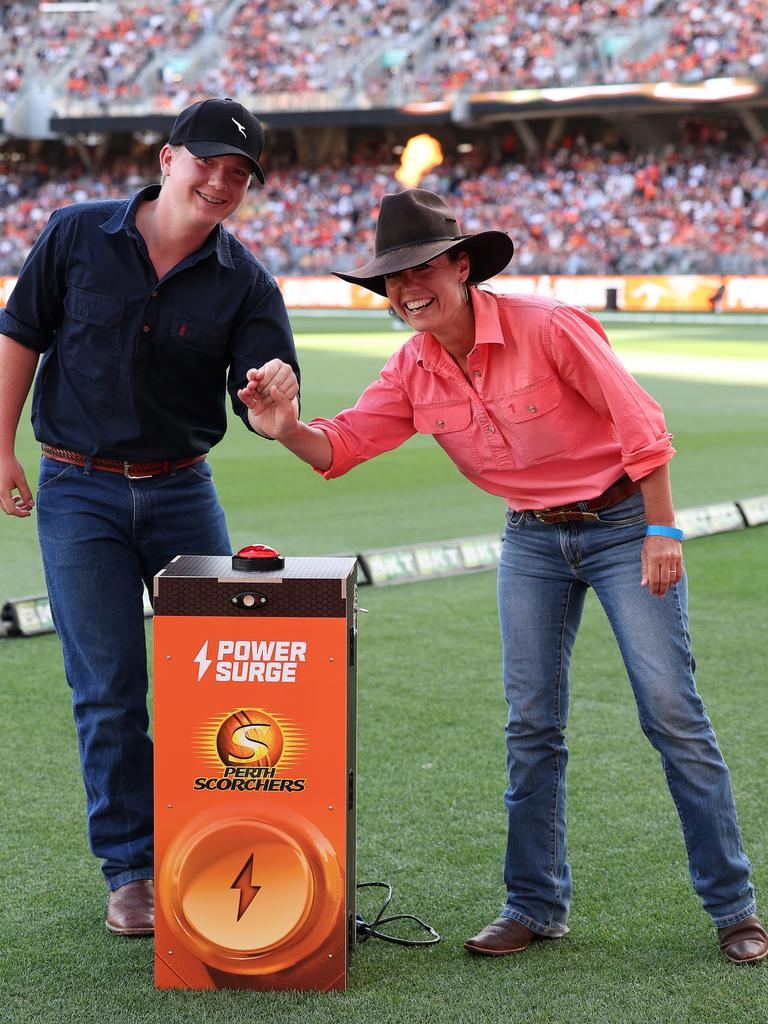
[231,853,261,921]
[193,641,211,682]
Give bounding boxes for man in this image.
[0,98,299,936]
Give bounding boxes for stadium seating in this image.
[2,142,766,276]
[619,0,768,84]
[366,0,660,102]
[1,0,231,116]
[2,0,766,118]
[1,2,765,280]
[171,0,450,112]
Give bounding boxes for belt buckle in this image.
[124,462,152,480]
[532,509,562,523]
[533,508,599,523]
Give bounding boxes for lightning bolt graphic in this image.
[193,641,211,682]
[231,853,261,921]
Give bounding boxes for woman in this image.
[240,188,764,964]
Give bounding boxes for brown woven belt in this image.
[526,475,641,524]
[42,444,207,479]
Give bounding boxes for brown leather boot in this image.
[106,879,154,937]
[464,917,539,956]
[718,914,768,964]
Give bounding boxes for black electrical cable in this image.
[355,881,440,947]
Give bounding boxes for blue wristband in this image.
[645,525,684,540]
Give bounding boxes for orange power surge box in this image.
[153,552,358,992]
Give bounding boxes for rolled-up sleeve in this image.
[309,358,417,478]
[0,210,65,351]
[548,305,675,480]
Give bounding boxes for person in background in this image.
[241,188,765,965]
[709,281,726,313]
[0,98,299,937]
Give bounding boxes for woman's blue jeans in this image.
[36,456,231,889]
[497,492,754,935]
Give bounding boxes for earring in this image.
[462,283,470,305]
[387,305,397,317]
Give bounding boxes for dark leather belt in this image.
[42,444,206,479]
[526,475,641,524]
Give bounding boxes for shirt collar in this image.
[416,288,506,370]
[99,184,235,269]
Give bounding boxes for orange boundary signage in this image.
[273,274,768,313]
[3,274,768,313]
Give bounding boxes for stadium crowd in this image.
[146,0,768,108]
[64,0,224,111]
[367,0,656,103]
[2,138,766,277]
[0,0,93,106]
[383,0,768,101]
[0,0,227,112]
[616,0,768,85]
[169,0,451,111]
[2,0,767,116]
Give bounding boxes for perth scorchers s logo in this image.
[192,708,307,792]
[216,709,284,769]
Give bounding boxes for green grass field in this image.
[1,317,767,1023]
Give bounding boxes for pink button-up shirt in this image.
[310,289,674,509]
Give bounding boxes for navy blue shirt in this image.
[0,185,300,460]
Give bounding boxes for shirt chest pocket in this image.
[413,401,479,472]
[169,314,228,357]
[499,377,569,464]
[61,287,124,389]
[413,401,472,435]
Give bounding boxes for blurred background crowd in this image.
[2,134,766,277]
[2,0,766,112]
[1,0,767,278]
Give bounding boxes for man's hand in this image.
[0,335,39,516]
[238,358,331,469]
[0,454,34,518]
[640,535,683,597]
[237,359,299,438]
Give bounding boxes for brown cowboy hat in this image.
[333,188,514,297]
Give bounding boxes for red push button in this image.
[232,544,285,572]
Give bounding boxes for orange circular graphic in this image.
[177,820,314,954]
[159,810,344,975]
[216,709,284,768]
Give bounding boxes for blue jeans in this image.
[497,492,754,935]
[36,456,231,889]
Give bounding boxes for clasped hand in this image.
[237,359,299,438]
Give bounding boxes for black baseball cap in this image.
[168,98,266,184]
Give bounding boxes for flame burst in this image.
[395,134,444,188]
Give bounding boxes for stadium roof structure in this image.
[0,77,749,140]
